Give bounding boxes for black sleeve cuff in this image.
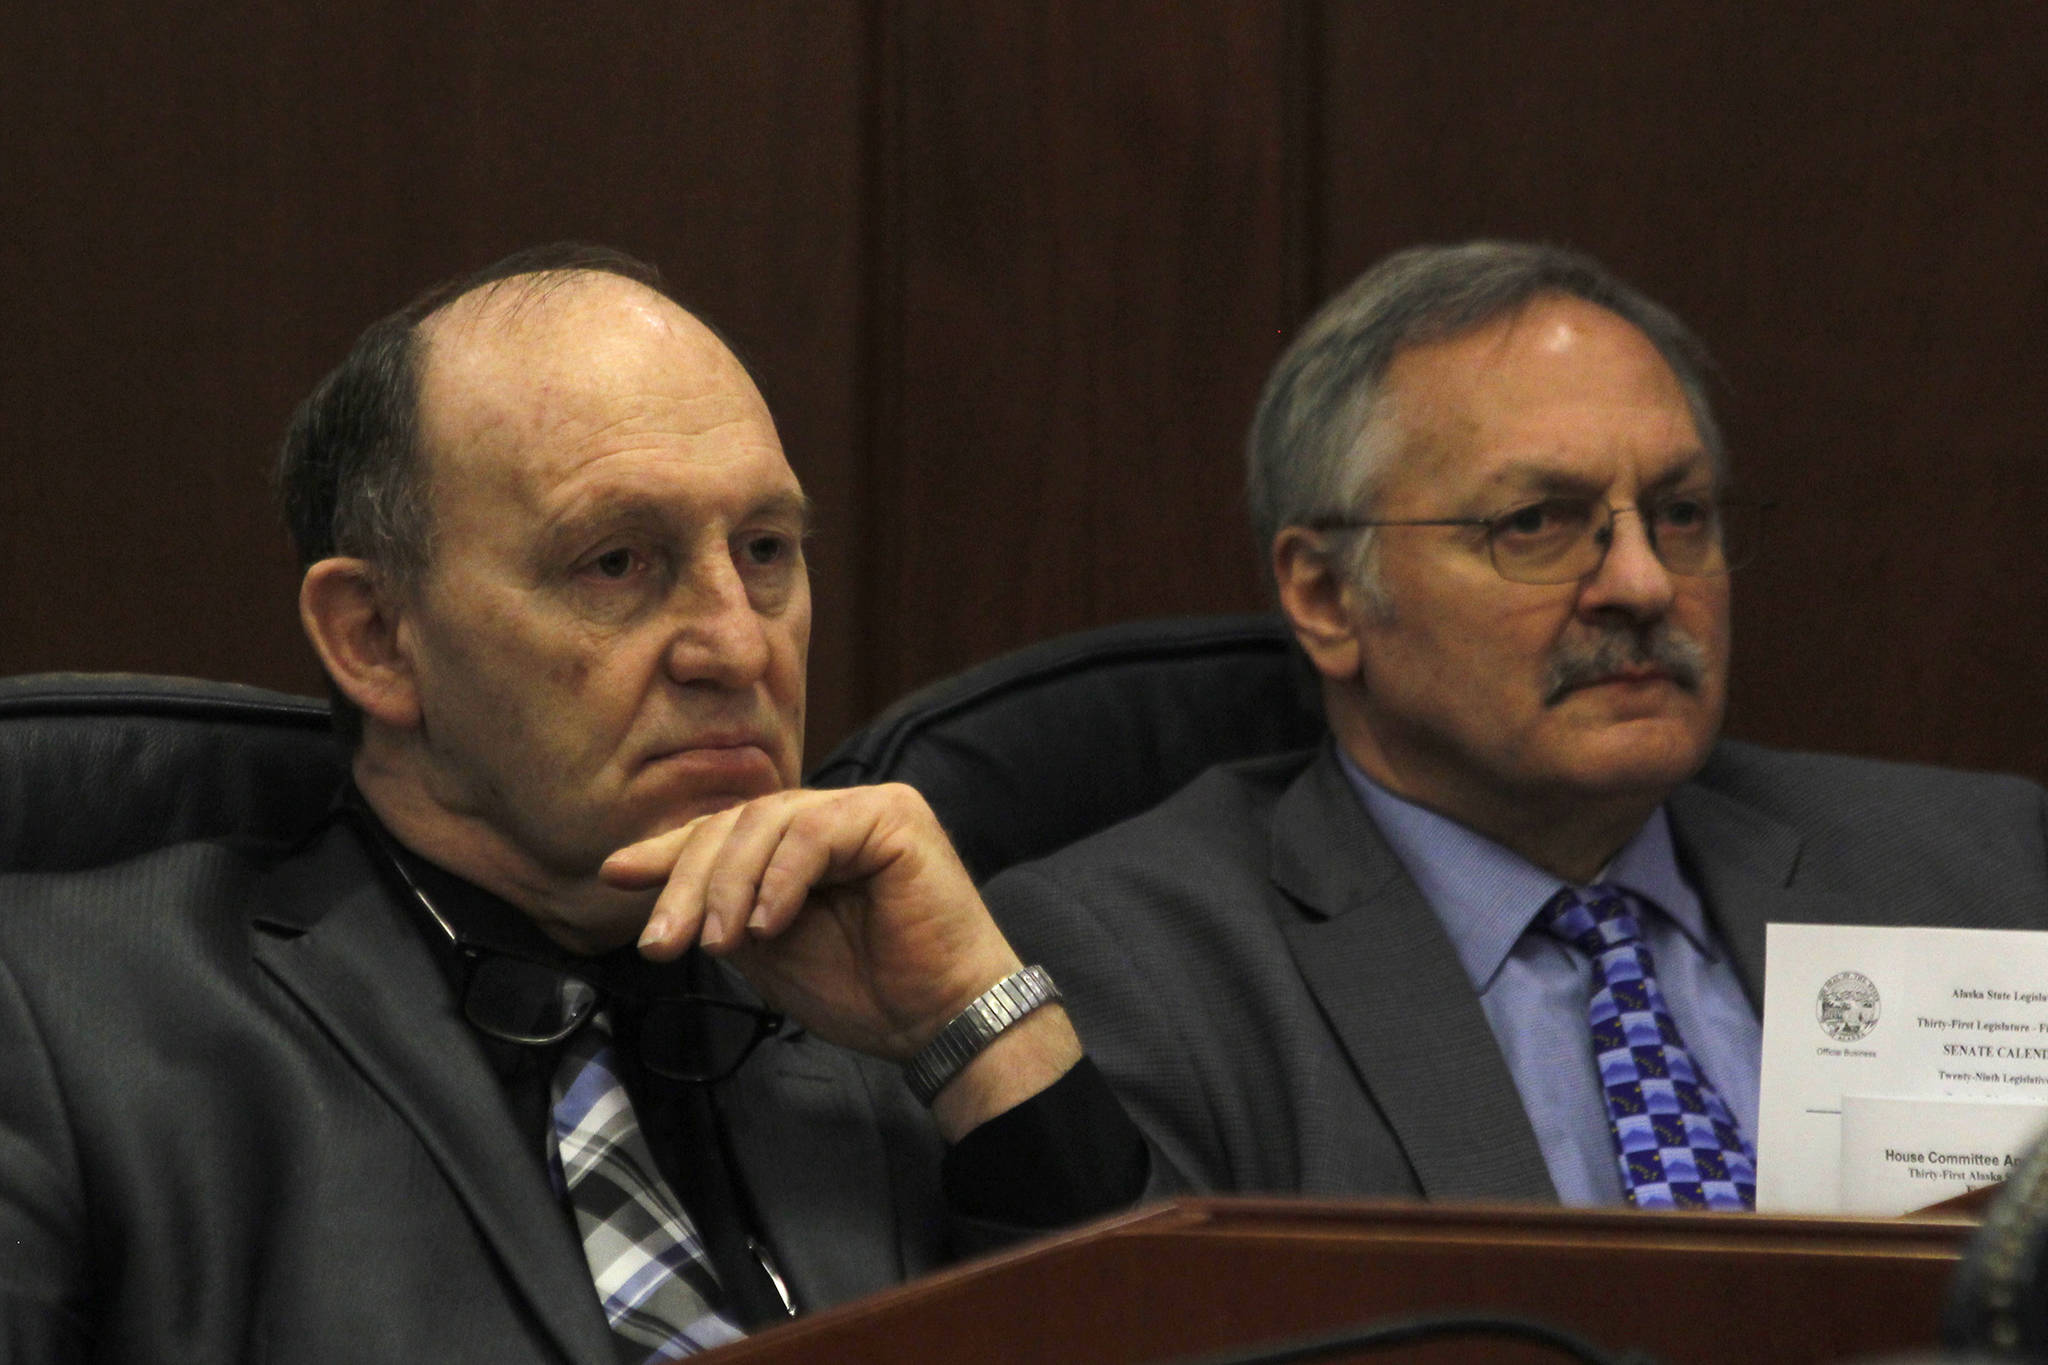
[939,1057,1149,1228]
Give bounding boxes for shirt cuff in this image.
[939,1057,1149,1227]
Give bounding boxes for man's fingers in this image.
[701,793,860,945]
[636,808,743,957]
[599,820,701,889]
[627,785,933,961]
[700,799,807,946]
[746,810,840,937]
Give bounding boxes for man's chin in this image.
[1553,716,1717,798]
[529,880,661,957]
[623,784,780,846]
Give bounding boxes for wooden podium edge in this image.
[702,1195,1981,1362]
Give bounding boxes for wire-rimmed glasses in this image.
[1304,489,1769,585]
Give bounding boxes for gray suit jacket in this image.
[985,739,2048,1202]
[0,821,949,1363]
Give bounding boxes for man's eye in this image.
[590,548,637,579]
[1656,496,1713,531]
[740,534,791,567]
[1493,500,1584,539]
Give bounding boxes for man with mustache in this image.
[985,240,2048,1210]
[0,245,1145,1361]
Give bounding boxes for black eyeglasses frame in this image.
[357,810,784,1083]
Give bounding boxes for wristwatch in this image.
[903,965,1062,1106]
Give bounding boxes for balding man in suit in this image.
[0,244,1144,1362]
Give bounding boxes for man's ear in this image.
[1273,528,1364,683]
[298,557,422,731]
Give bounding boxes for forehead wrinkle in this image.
[422,280,775,498]
[1383,310,1705,509]
[421,275,724,426]
[549,400,773,456]
[504,354,759,437]
[530,415,789,520]
[1477,448,1713,496]
[538,454,811,542]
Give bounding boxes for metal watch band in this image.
[902,965,1062,1107]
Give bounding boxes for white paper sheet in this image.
[1756,922,2048,1213]
[1837,1094,2048,1215]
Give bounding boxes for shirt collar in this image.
[1335,749,1713,993]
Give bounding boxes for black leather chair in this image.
[808,614,1326,882]
[2,615,1323,882]
[0,672,344,874]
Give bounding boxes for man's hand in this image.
[601,783,1080,1138]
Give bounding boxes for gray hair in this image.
[1246,241,1724,601]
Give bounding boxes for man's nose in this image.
[664,553,771,689]
[1577,506,1676,621]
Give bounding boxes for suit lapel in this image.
[1666,778,1862,1008]
[1270,751,1555,1202]
[249,827,614,1364]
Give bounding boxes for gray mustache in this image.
[1542,628,1707,705]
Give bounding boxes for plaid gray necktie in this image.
[1539,885,1757,1211]
[550,1012,746,1360]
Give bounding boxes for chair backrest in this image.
[0,673,346,874]
[807,615,1326,882]
[4,617,1326,881]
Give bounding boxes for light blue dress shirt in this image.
[1339,753,1763,1206]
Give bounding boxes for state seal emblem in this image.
[1817,970,1881,1041]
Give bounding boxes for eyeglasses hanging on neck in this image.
[354,808,784,1083]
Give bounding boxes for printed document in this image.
[1756,922,2048,1213]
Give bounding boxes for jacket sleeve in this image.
[940,1056,1155,1256]
[982,860,1225,1194]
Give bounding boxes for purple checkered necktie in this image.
[1538,885,1757,1212]
[550,1012,746,1361]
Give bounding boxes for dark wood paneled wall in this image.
[0,1,873,743]
[6,2,2046,778]
[1309,3,2048,777]
[866,3,1299,710]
